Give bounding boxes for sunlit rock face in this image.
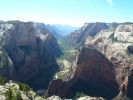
[70,22,109,46]
[85,23,133,99]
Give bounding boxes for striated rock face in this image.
[46,47,119,99]
[85,23,133,99]
[0,21,60,90]
[70,22,109,45]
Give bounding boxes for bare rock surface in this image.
[46,47,119,99]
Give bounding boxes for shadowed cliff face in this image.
[120,67,133,100]
[46,47,119,99]
[126,68,133,99]
[0,21,60,90]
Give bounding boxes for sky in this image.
[0,0,133,26]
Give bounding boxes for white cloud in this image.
[107,0,113,6]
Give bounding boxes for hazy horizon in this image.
[0,0,133,26]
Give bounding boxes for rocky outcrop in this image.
[46,47,119,99]
[45,24,62,39]
[85,23,133,99]
[0,80,106,100]
[34,23,62,57]
[77,96,105,100]
[0,80,47,100]
[0,21,60,90]
[70,22,109,46]
[38,33,62,57]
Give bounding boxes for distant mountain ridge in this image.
[51,24,79,37]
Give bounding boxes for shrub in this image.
[5,88,23,100]
[74,92,86,98]
[0,76,7,85]
[18,82,32,92]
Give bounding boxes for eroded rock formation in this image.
[70,22,109,45]
[85,23,133,99]
[46,47,119,99]
[0,21,61,90]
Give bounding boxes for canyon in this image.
[0,21,133,100]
